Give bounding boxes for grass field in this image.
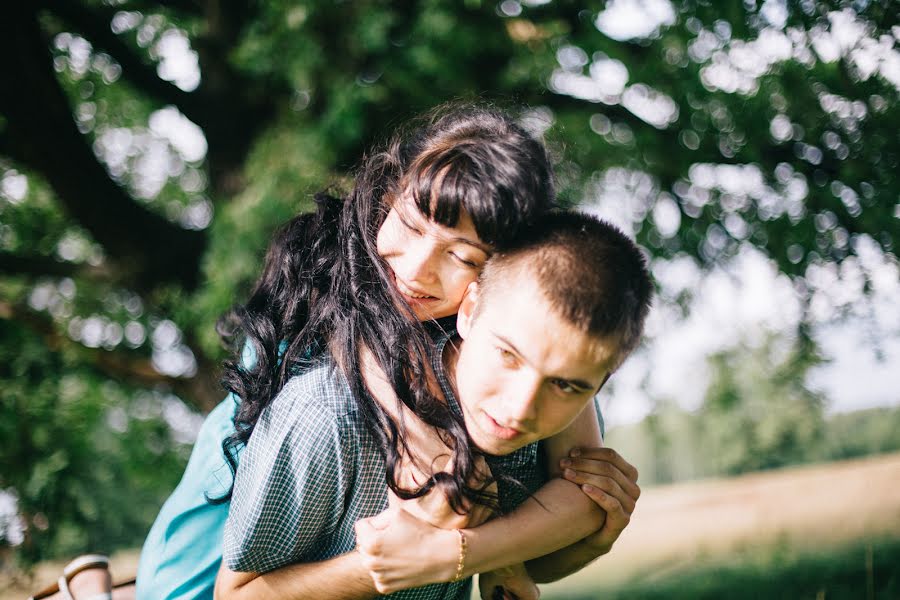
[4,452,900,599]
[539,451,900,599]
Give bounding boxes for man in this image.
[218,211,653,599]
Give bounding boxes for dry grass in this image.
[0,550,139,600]
[4,452,900,599]
[541,451,900,597]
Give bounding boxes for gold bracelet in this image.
[450,529,467,582]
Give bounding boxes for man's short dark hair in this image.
[478,211,653,369]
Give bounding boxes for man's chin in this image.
[472,433,525,457]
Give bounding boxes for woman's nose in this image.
[395,238,439,284]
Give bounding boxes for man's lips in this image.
[482,412,524,441]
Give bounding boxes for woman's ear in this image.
[456,281,479,340]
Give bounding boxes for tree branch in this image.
[0,130,11,158]
[0,251,113,281]
[42,2,206,127]
[0,3,207,292]
[0,298,221,413]
[187,0,280,197]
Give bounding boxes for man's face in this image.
[451,269,619,456]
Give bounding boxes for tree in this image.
[1,0,897,563]
[699,334,826,475]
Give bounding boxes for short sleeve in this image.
[222,385,349,573]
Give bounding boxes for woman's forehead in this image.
[395,191,491,253]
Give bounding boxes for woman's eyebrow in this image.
[400,199,489,253]
[451,236,491,253]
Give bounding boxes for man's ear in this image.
[456,281,479,340]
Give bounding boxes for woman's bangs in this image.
[408,154,465,228]
[407,151,509,245]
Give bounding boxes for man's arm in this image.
[220,401,631,598]
[356,476,605,594]
[525,446,640,582]
[520,397,639,582]
[354,402,612,593]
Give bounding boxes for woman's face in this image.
[376,193,491,321]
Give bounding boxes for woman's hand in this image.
[558,447,641,556]
[355,499,461,594]
[479,563,540,600]
[355,478,498,594]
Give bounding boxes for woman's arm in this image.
[215,554,377,600]
[216,407,635,599]
[356,477,603,593]
[356,400,638,593]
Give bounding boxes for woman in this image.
[135,103,638,600]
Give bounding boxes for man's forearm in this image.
[459,478,605,578]
[525,536,605,583]
[215,550,377,600]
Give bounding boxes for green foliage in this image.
[606,394,900,488]
[817,407,900,461]
[699,335,826,475]
[0,319,192,565]
[604,332,899,486]
[1,0,898,567]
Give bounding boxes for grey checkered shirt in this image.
[223,332,553,599]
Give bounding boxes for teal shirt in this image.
[136,394,237,599]
[136,339,286,599]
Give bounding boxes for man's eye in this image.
[497,347,516,365]
[552,379,579,394]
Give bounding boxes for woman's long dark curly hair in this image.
[216,102,556,512]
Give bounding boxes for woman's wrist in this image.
[435,527,468,582]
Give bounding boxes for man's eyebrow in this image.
[494,333,525,359]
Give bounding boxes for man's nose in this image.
[504,376,540,429]
[395,238,438,284]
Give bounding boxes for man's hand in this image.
[479,563,539,600]
[558,447,640,555]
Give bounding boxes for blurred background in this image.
[1,0,897,597]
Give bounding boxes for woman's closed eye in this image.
[450,252,479,268]
[399,215,424,235]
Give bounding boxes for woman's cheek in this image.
[452,270,477,301]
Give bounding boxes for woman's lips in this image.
[394,275,437,302]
